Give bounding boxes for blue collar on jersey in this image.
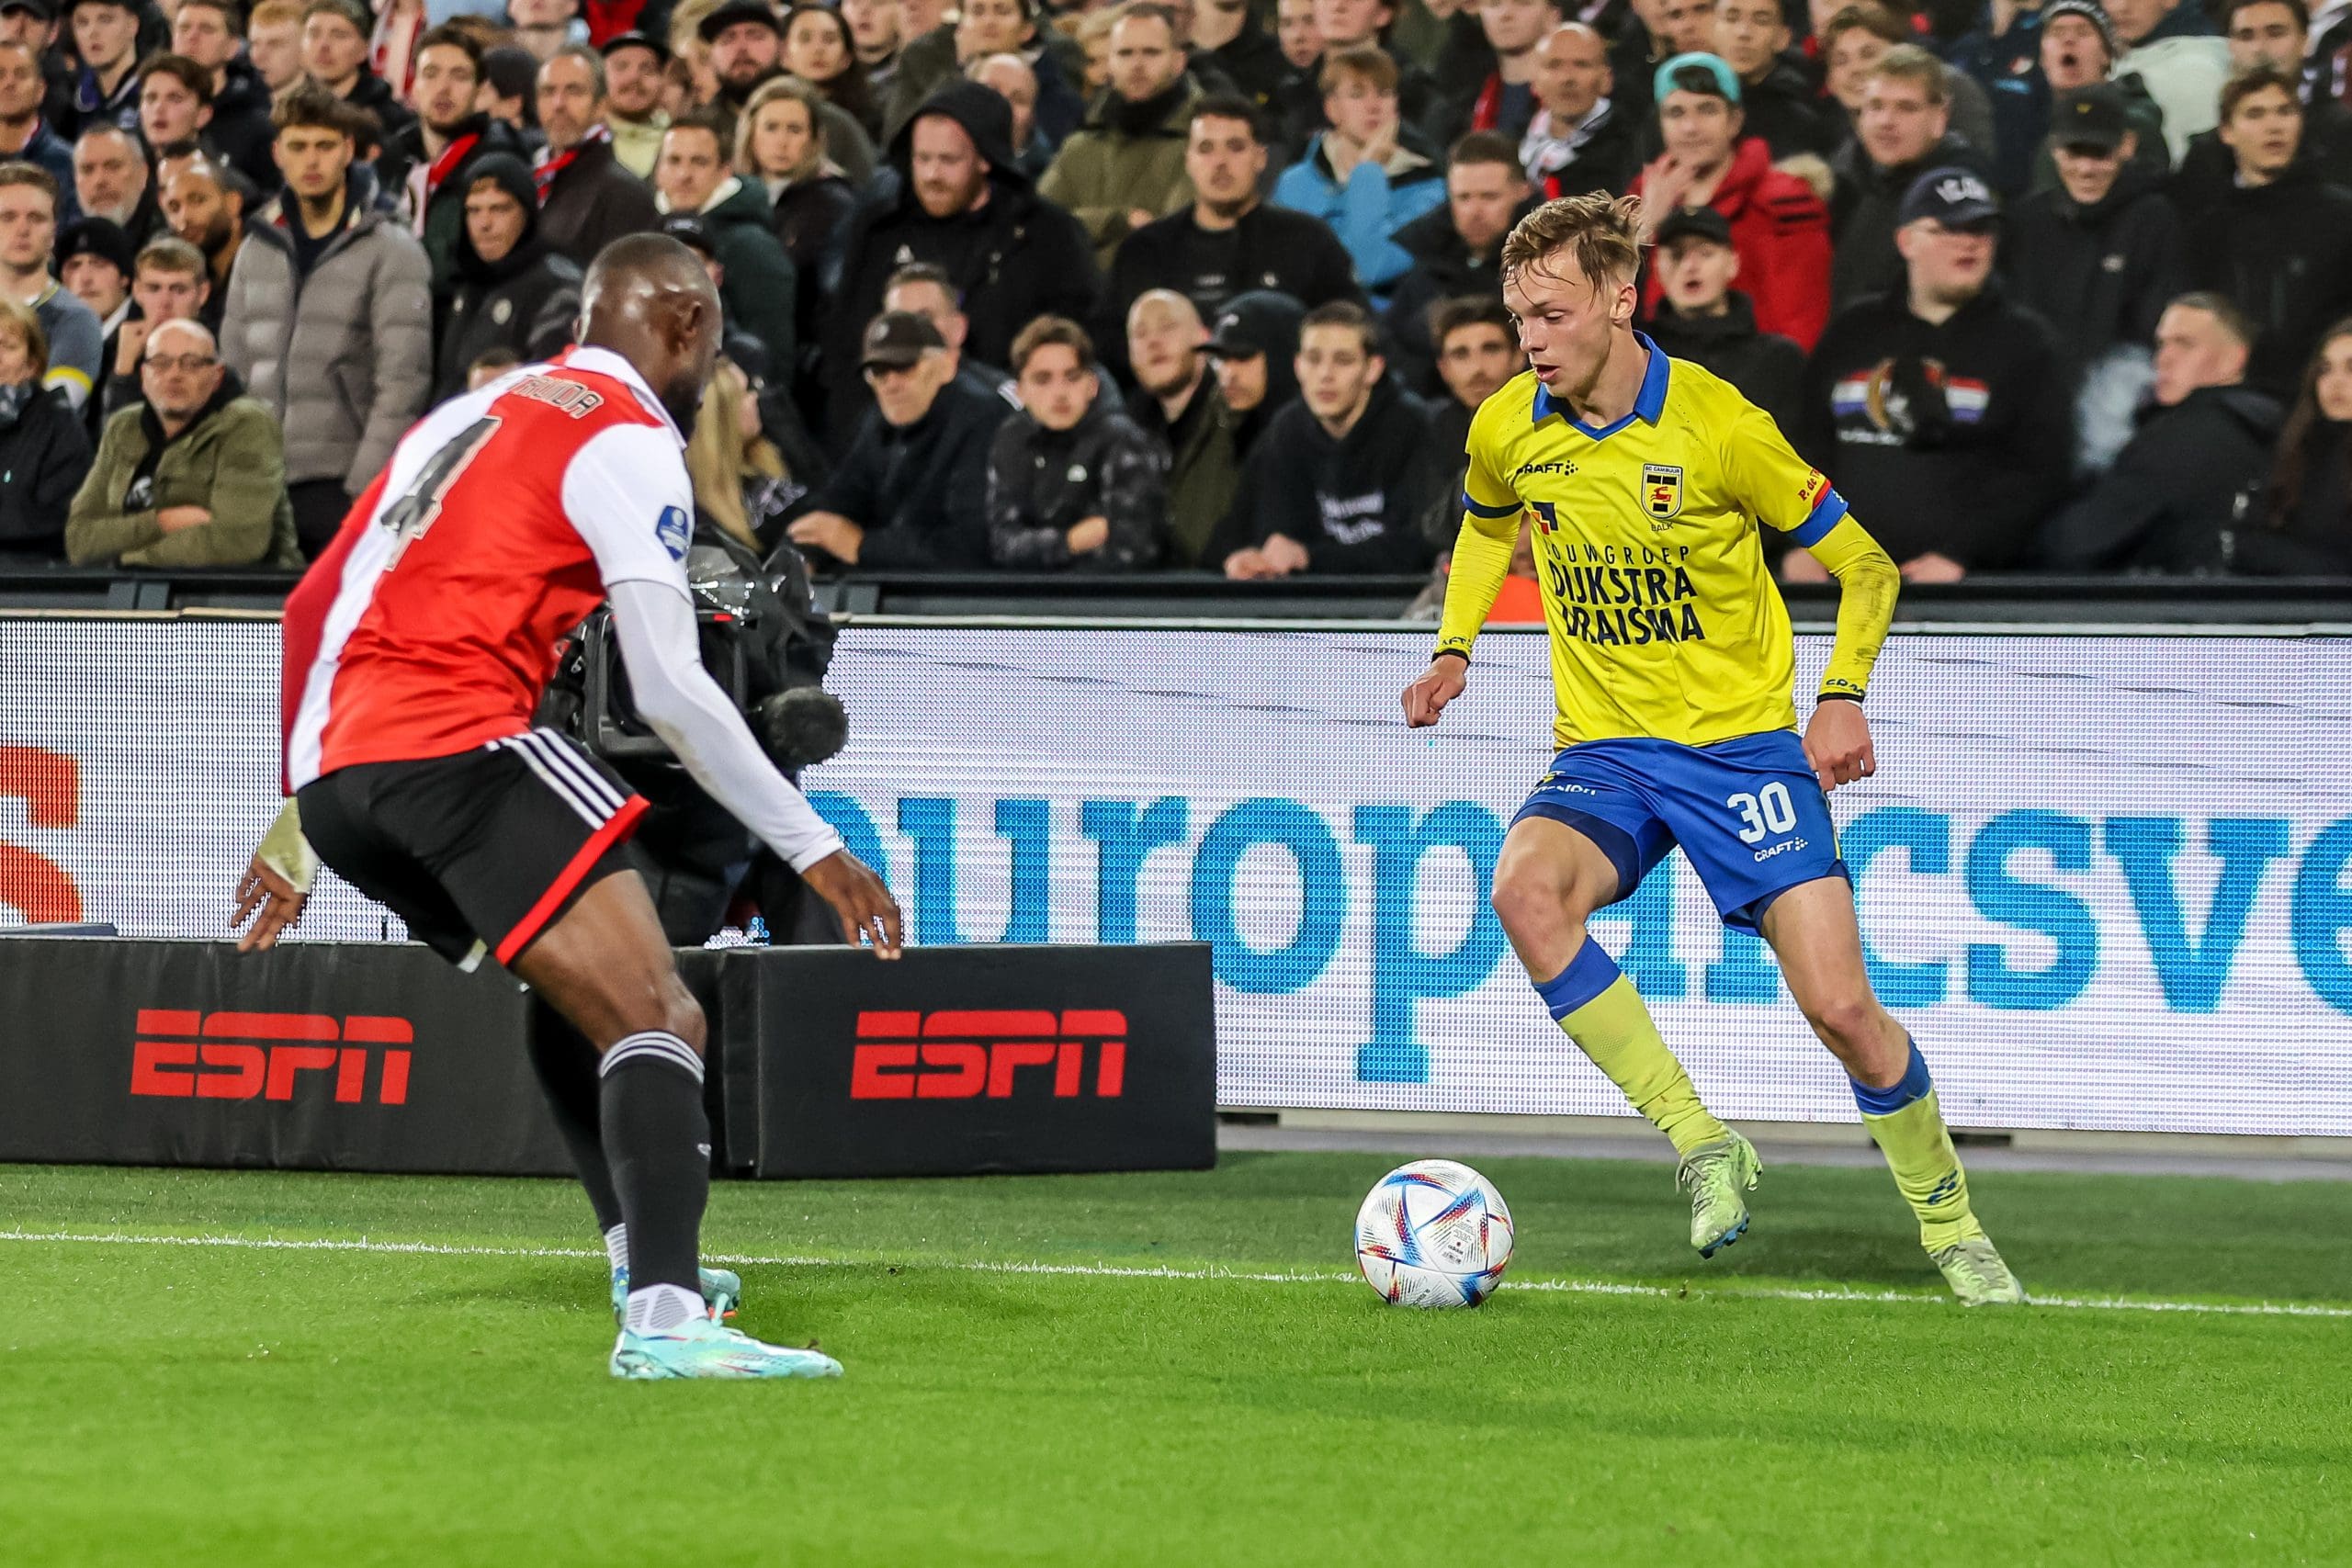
[1530,332,1669,440]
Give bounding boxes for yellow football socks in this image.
[1534,940,1728,1158]
[1854,1042,1981,1250]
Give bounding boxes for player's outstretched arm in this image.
[606,578,903,957]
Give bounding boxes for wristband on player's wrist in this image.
[1816,692,1863,705]
[1431,649,1469,666]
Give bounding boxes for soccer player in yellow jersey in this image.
[1401,192,2026,1305]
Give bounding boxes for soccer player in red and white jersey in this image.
[232,234,902,1380]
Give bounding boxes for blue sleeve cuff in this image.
[1462,492,1521,519]
[1786,490,1849,549]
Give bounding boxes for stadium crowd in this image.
[0,0,2345,581]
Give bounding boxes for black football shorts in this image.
[297,728,650,968]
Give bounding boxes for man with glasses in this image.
[63,316,300,566]
[785,310,999,569]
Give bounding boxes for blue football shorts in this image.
[1510,731,1849,931]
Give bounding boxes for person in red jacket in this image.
[1627,51,1831,349]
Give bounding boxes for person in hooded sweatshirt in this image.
[2041,294,2285,572]
[430,152,581,402]
[1797,169,2072,581]
[2005,83,2187,377]
[2249,317,2352,572]
[1643,205,1802,431]
[1271,47,1447,301]
[1224,299,1439,577]
[986,315,1165,570]
[786,310,1003,570]
[2180,63,2352,397]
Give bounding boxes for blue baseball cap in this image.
[1654,52,1742,109]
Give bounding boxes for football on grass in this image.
[1354,1159,1515,1308]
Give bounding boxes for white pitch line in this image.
[2,1229,2347,1320]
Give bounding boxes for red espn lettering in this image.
[130,1010,415,1105]
[851,1009,1128,1100]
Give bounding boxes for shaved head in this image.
[581,233,725,436]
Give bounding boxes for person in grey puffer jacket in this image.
[986,316,1165,570]
[218,85,433,558]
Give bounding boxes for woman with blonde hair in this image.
[0,294,93,560]
[685,358,808,554]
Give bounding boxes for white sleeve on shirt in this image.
[565,420,847,874]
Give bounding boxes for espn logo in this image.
[851,1010,1127,1100]
[130,1010,414,1104]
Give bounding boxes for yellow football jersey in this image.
[1438,339,1871,750]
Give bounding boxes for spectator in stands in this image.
[246,0,309,100]
[57,215,131,346]
[1125,287,1245,567]
[827,80,1096,447]
[431,153,579,401]
[1422,293,1517,507]
[654,209,829,476]
[1713,0,1836,157]
[788,310,1001,568]
[2113,0,2228,164]
[0,164,100,410]
[883,261,1020,407]
[2187,63,2352,395]
[506,0,584,64]
[378,26,526,298]
[466,346,520,389]
[73,125,153,242]
[2031,2,2169,193]
[1631,53,1830,347]
[736,77,853,376]
[886,0,1087,152]
[63,0,142,139]
[685,355,808,550]
[136,56,217,182]
[1798,168,2071,580]
[1195,0,1287,108]
[1829,46,1988,311]
[97,235,209,421]
[0,42,71,214]
[160,159,242,332]
[2172,0,2352,214]
[220,85,430,557]
[1645,204,1803,428]
[843,0,903,95]
[1042,5,1203,268]
[967,51,1054,181]
[654,109,797,382]
[1454,0,1562,141]
[1520,23,1636,200]
[986,314,1164,569]
[1226,299,1436,577]
[302,0,413,146]
[0,293,90,558]
[534,45,662,269]
[1206,287,1304,450]
[1823,6,2001,185]
[2252,318,2352,572]
[1273,48,1446,300]
[2041,292,2281,571]
[1386,132,1526,394]
[67,317,298,567]
[2006,82,2186,374]
[600,30,668,178]
[784,4,881,141]
[170,0,275,191]
[1110,94,1360,339]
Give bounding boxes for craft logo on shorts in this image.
[1642,463,1683,525]
[128,1010,414,1104]
[655,504,690,561]
[848,1009,1128,1100]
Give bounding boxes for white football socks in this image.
[604,1223,628,1274]
[624,1283,704,1335]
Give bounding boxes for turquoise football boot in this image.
[610,1265,743,1325]
[610,1316,843,1381]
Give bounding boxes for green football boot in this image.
[611,1315,842,1381]
[1930,1234,2029,1306]
[1676,1131,1761,1258]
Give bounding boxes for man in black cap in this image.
[56,212,133,338]
[787,309,1002,568]
[703,0,788,118]
[1797,167,2071,581]
[1645,204,1803,431]
[823,78,1096,451]
[1200,286,1301,455]
[2005,83,2186,377]
[598,30,669,178]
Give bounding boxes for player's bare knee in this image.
[658,976,707,1056]
[1489,855,1570,941]
[1803,993,1885,1060]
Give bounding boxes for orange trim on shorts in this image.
[494,794,651,966]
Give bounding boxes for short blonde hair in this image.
[1500,192,1645,291]
[0,293,48,378]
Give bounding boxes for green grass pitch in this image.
[4,1151,2348,1566]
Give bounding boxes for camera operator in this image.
[542,523,851,947]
